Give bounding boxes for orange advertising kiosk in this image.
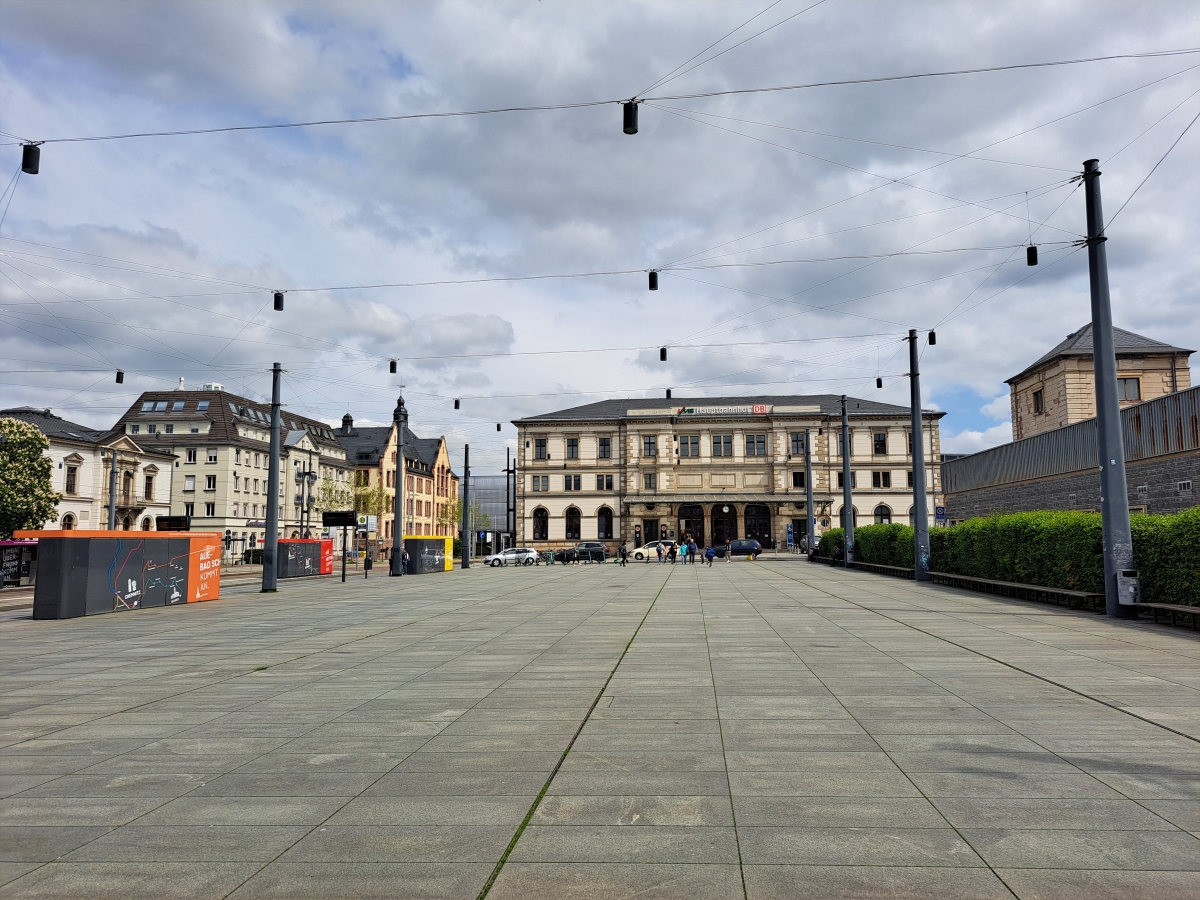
[18,531,222,620]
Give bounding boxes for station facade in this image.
[513,395,944,552]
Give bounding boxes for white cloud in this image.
[980,393,1011,421]
[943,422,1013,455]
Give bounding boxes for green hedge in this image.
[844,508,1199,605]
[817,528,843,557]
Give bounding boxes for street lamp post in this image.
[389,394,408,576]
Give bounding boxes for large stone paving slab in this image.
[1,560,1197,898]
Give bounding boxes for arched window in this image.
[565,507,581,541]
[532,507,549,541]
[122,471,134,502]
[61,514,76,531]
[838,506,858,528]
[874,505,892,525]
[141,517,152,531]
[597,506,614,540]
[121,516,132,531]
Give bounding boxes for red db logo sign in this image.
[752,404,768,414]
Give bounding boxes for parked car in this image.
[574,542,610,562]
[717,539,761,560]
[485,547,538,567]
[631,541,677,561]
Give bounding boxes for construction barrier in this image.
[18,531,222,619]
[277,539,334,578]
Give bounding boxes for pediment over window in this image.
[62,452,86,465]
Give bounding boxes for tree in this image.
[313,474,352,516]
[0,418,60,539]
[436,498,462,533]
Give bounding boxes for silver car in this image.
[485,547,538,567]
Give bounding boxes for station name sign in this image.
[678,404,770,416]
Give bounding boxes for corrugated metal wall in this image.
[945,385,1199,493]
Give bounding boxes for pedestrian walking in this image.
[401,549,410,575]
[679,541,688,565]
[668,544,678,564]
[689,539,698,563]
[656,543,664,564]
[705,546,716,567]
[724,540,732,563]
[618,542,628,567]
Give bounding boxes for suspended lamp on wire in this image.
[928,330,937,345]
[21,144,40,175]
[454,399,460,410]
[115,370,124,384]
[1026,245,1038,266]
[496,423,501,431]
[273,291,284,311]
[876,377,883,389]
[666,388,672,399]
[389,360,397,374]
[660,347,667,361]
[648,271,658,291]
[623,101,638,135]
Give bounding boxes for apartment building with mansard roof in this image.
[112,384,352,550]
[513,395,944,552]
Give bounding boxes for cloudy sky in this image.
[2,0,1198,472]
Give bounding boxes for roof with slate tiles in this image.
[1006,323,1193,384]
[513,394,942,424]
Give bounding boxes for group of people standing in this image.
[616,537,722,567]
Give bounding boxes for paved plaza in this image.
[1,560,1198,899]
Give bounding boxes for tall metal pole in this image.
[261,362,282,592]
[804,428,815,555]
[461,445,471,569]
[840,396,854,564]
[1083,159,1135,617]
[390,394,407,576]
[908,330,931,581]
[106,445,118,530]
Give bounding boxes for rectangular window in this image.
[792,471,805,489]
[204,502,215,517]
[598,437,611,459]
[873,433,887,455]
[595,474,613,491]
[141,401,155,412]
[1033,389,1045,414]
[712,434,733,457]
[65,466,77,494]
[184,502,194,517]
[196,400,210,412]
[679,435,700,457]
[129,424,140,435]
[184,475,196,492]
[872,471,891,489]
[837,471,857,489]
[164,423,174,434]
[144,475,154,500]
[1180,480,1194,493]
[908,471,914,488]
[154,401,168,412]
[566,438,579,459]
[205,475,216,491]
[1117,378,1141,401]
[234,449,241,464]
[564,475,581,492]
[172,401,185,412]
[791,433,804,455]
[532,475,549,492]
[207,449,217,463]
[745,434,766,457]
[535,438,547,460]
[190,425,199,434]
[1136,484,1149,496]
[253,478,259,493]
[644,472,656,490]
[186,449,197,464]
[643,435,657,457]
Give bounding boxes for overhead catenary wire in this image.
[16,49,1199,144]
[1102,107,1200,232]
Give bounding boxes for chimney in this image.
[341,413,353,434]
[178,377,185,390]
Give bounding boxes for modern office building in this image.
[513,395,944,551]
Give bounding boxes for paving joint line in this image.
[762,563,1200,746]
[475,565,675,900]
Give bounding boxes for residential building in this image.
[336,413,459,556]
[111,386,353,551]
[513,395,944,551]
[1007,324,1192,440]
[2,407,174,531]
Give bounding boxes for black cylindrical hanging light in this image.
[496,423,501,431]
[660,347,667,361]
[928,330,937,345]
[666,388,672,399]
[876,377,883,389]
[389,360,397,374]
[273,291,284,311]
[115,369,124,384]
[623,101,638,135]
[649,271,658,291]
[21,144,40,175]
[454,399,460,409]
[1026,245,1038,266]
